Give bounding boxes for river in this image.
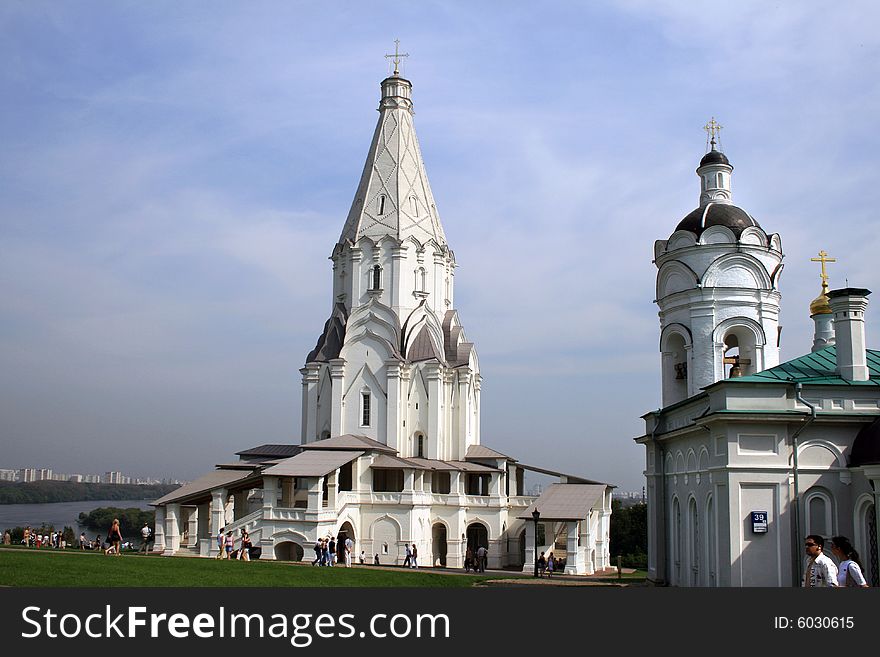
[0,499,154,533]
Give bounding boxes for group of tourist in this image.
[311,534,355,566]
[803,534,870,587]
[18,526,70,549]
[535,551,564,577]
[464,545,488,572]
[215,527,254,560]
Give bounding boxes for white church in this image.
[152,62,613,574]
[638,126,880,586]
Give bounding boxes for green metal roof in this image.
[730,346,880,386]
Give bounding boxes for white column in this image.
[426,362,442,459]
[386,360,402,452]
[197,503,210,556]
[456,368,471,460]
[329,359,345,436]
[307,477,323,512]
[522,520,536,573]
[153,506,166,553]
[565,520,582,574]
[163,503,181,556]
[390,243,406,315]
[210,488,226,558]
[301,364,321,443]
[350,247,363,305]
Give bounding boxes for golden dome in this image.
[810,285,832,316]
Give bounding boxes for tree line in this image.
[0,481,177,504]
[77,506,156,537]
[609,500,647,568]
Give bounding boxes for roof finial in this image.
[385,39,409,76]
[704,117,723,152]
[810,249,837,295]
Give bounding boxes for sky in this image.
[1,1,879,492]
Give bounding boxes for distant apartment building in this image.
[0,469,17,481]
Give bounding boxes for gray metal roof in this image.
[446,460,500,473]
[262,450,363,477]
[153,469,257,506]
[302,434,397,453]
[370,454,429,470]
[235,444,301,458]
[517,484,608,521]
[406,457,460,471]
[465,444,514,461]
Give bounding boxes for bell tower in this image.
[653,123,784,407]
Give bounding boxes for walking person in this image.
[216,527,226,558]
[803,534,838,587]
[224,531,234,559]
[238,530,251,561]
[105,518,123,556]
[465,546,474,572]
[344,535,354,567]
[321,538,330,566]
[830,536,869,587]
[537,551,547,577]
[410,543,418,568]
[403,542,412,568]
[312,538,322,566]
[476,545,487,572]
[546,551,554,578]
[140,523,152,554]
[328,536,336,566]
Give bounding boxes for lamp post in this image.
[532,508,540,578]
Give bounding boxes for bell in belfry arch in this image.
[729,363,742,377]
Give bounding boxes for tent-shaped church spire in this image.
[338,46,447,248]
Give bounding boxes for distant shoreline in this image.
[0,481,179,505]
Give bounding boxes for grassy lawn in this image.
[0,546,517,587]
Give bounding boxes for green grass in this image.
[0,546,515,587]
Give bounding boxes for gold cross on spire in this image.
[810,250,837,292]
[385,39,409,76]
[704,117,723,149]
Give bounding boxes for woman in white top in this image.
[830,536,869,587]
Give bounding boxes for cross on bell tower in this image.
[385,39,409,76]
[704,117,723,151]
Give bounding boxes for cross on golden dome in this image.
[810,250,836,291]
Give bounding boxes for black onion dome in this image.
[675,203,760,237]
[699,150,730,167]
[850,417,880,467]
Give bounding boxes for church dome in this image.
[850,417,880,467]
[700,150,730,167]
[675,203,761,238]
[809,288,832,316]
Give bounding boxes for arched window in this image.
[805,490,833,538]
[416,434,425,458]
[410,196,418,216]
[361,392,371,427]
[370,265,381,290]
[415,267,427,292]
[672,497,682,585]
[378,194,386,215]
[716,172,723,187]
[688,497,699,586]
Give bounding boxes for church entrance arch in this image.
[431,523,447,567]
[337,521,355,547]
[274,541,304,562]
[466,522,488,552]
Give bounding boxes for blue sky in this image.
[1,1,879,491]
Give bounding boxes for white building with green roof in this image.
[639,140,880,586]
